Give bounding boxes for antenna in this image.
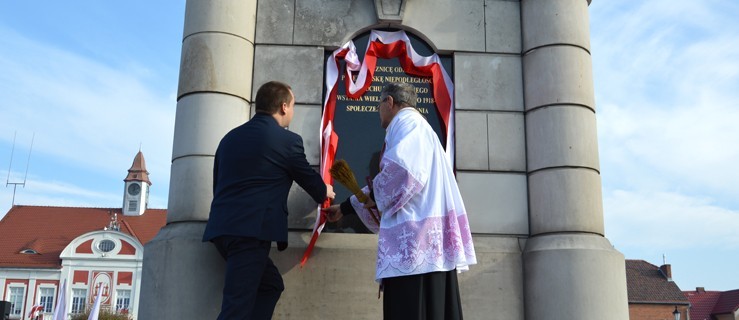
[6,131,34,206]
[6,132,15,186]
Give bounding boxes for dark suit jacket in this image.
[202,113,326,244]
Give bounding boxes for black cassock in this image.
[382,269,463,320]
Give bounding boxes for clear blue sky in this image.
[1,1,737,292]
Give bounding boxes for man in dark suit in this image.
[203,81,335,320]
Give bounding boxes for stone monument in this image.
[139,0,629,319]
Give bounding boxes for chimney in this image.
[659,264,672,281]
[696,287,705,293]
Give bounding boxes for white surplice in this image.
[350,108,477,281]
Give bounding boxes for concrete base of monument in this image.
[139,226,528,319]
[275,232,527,320]
[272,232,382,319]
[523,233,630,320]
[138,222,226,320]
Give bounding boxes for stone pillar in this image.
[521,0,629,319]
[138,1,256,319]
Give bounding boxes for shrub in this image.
[69,308,132,320]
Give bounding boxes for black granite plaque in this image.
[324,31,453,232]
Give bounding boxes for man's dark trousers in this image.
[213,236,284,320]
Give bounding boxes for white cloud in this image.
[592,1,739,290]
[0,26,176,218]
[0,170,121,217]
[0,25,175,213]
[604,189,739,250]
[598,100,739,197]
[592,0,739,201]
[591,0,739,104]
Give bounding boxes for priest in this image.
[324,82,477,320]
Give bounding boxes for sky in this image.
[1,0,737,292]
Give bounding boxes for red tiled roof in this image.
[713,289,739,314]
[0,205,166,269]
[625,260,689,304]
[684,288,739,319]
[684,289,723,320]
[125,151,151,184]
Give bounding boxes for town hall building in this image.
[0,152,165,320]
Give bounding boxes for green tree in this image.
[69,308,132,320]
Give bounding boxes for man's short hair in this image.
[380,82,418,108]
[255,81,293,114]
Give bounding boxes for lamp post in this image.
[673,306,681,320]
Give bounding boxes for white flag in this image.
[87,286,104,320]
[52,279,67,320]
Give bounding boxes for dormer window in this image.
[19,249,38,254]
[98,239,116,253]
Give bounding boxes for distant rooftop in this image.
[625,259,689,304]
[685,287,739,320]
[0,205,165,268]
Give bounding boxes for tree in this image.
[69,308,131,320]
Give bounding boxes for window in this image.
[39,287,55,313]
[128,200,138,212]
[71,289,87,314]
[98,239,116,253]
[115,290,131,312]
[8,286,25,317]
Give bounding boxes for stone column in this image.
[521,0,629,319]
[138,1,256,319]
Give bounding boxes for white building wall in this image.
[0,230,145,320]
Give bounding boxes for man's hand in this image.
[322,204,342,222]
[325,184,336,199]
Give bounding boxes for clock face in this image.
[128,183,141,196]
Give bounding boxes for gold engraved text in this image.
[346,105,379,112]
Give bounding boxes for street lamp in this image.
[673,306,681,320]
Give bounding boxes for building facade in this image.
[0,152,164,320]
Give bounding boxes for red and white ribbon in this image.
[27,304,43,319]
[301,30,455,266]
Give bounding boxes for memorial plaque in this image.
[322,30,453,232]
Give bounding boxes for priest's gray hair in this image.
[380,82,418,108]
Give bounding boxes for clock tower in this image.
[123,151,151,216]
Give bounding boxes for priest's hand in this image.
[363,198,377,212]
[363,198,381,223]
[323,204,342,222]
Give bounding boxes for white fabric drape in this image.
[351,108,476,281]
[51,279,67,320]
